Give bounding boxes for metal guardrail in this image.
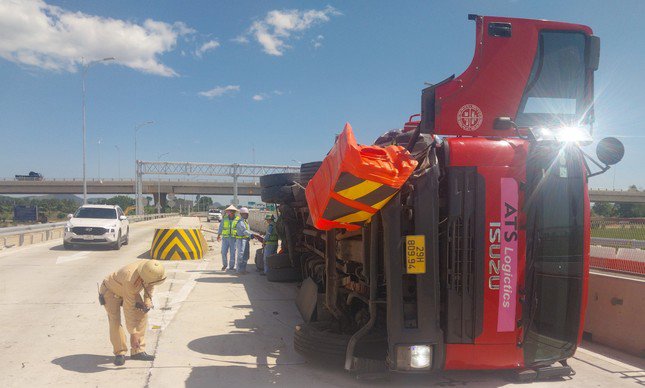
[591,237,645,250]
[0,213,181,249]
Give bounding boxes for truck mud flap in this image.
[382,165,445,370]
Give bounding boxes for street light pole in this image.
[157,152,170,214]
[114,145,120,179]
[97,138,102,182]
[134,120,154,215]
[82,56,115,204]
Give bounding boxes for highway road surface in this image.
[0,217,643,387]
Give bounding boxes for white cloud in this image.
[252,94,265,101]
[236,6,340,56]
[199,85,240,99]
[312,34,324,49]
[195,39,220,58]
[0,0,194,76]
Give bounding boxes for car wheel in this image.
[123,229,129,245]
[113,232,122,250]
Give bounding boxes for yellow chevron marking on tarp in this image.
[332,194,397,224]
[371,193,396,210]
[336,180,382,200]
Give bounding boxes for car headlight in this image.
[395,345,433,371]
[108,228,115,233]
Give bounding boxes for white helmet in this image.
[239,207,249,214]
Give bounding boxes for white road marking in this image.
[55,251,90,264]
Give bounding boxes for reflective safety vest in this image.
[220,217,236,238]
[233,217,250,239]
[265,223,278,245]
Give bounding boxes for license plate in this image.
[405,235,426,274]
[83,235,95,240]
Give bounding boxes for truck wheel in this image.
[261,185,295,204]
[266,267,301,282]
[260,173,299,188]
[299,161,322,183]
[255,248,264,271]
[266,253,291,269]
[294,321,350,359]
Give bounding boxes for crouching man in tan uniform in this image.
[99,260,166,366]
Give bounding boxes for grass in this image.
[591,228,645,241]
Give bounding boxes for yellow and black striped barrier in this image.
[150,228,207,260]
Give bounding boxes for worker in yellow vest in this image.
[261,214,279,275]
[217,205,238,271]
[234,207,255,274]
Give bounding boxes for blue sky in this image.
[1,0,643,191]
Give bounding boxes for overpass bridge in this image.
[1,179,643,203]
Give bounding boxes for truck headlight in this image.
[396,344,432,370]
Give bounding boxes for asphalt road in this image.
[0,217,643,387]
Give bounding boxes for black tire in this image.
[123,229,129,245]
[266,253,291,269]
[255,248,264,271]
[113,232,122,250]
[294,321,350,359]
[260,173,299,188]
[299,161,322,183]
[292,184,306,203]
[266,266,301,282]
[63,242,73,250]
[261,185,295,204]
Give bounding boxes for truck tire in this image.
[294,321,350,359]
[266,267,301,282]
[255,248,264,271]
[260,173,299,188]
[299,161,322,184]
[261,185,295,204]
[292,184,306,203]
[266,253,291,269]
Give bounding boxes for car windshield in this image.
[74,208,117,219]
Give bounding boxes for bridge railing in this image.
[0,213,180,250]
[591,218,645,276]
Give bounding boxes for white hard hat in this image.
[239,207,249,214]
[225,205,238,212]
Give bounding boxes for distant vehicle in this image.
[64,205,129,250]
[207,209,222,222]
[14,171,44,181]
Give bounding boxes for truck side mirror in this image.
[596,137,624,166]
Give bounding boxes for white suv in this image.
[64,205,130,250]
[207,209,222,222]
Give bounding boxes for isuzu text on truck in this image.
[259,15,624,380]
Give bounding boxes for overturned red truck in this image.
[260,15,624,379]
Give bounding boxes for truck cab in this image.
[265,15,624,379]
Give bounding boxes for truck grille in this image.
[72,227,107,236]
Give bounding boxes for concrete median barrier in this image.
[150,228,207,260]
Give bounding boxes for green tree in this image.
[196,196,213,210]
[105,195,135,210]
[592,202,615,217]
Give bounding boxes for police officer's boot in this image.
[131,352,155,361]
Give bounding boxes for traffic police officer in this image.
[217,205,238,271]
[235,207,254,274]
[262,214,279,275]
[99,260,166,366]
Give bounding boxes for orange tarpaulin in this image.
[305,123,418,231]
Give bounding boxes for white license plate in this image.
[83,235,95,240]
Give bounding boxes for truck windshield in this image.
[74,208,117,219]
[523,144,585,366]
[516,31,589,128]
